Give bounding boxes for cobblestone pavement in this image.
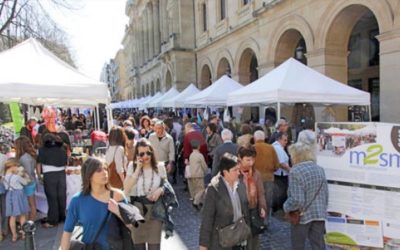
[168,179,295,250]
[1,177,313,250]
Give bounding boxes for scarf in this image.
[240,167,258,208]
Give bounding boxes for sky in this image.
[46,0,128,80]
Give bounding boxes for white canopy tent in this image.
[161,83,200,108]
[139,92,162,110]
[0,38,110,107]
[185,75,243,107]
[146,91,168,108]
[227,58,371,118]
[150,87,180,108]
[130,96,150,108]
[0,38,111,130]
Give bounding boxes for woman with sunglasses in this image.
[60,157,127,250]
[124,138,167,250]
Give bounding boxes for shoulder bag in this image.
[249,207,267,235]
[217,216,251,248]
[286,180,324,225]
[69,192,112,250]
[108,147,124,189]
[214,182,251,248]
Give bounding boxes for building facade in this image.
[114,49,131,100]
[124,0,196,99]
[122,0,400,123]
[100,60,118,101]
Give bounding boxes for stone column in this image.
[306,47,351,121]
[147,5,154,59]
[143,11,149,62]
[138,19,144,65]
[161,3,168,42]
[377,30,400,122]
[153,0,160,55]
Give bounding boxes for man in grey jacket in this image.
[149,120,175,173]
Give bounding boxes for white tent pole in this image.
[368,104,372,122]
[96,106,100,131]
[277,102,281,121]
[107,107,113,132]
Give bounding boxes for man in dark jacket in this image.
[211,129,239,177]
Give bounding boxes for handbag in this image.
[286,180,324,225]
[249,208,266,235]
[217,217,251,248]
[69,192,112,250]
[108,148,124,189]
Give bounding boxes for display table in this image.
[35,166,82,214]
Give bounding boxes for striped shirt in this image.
[283,161,329,224]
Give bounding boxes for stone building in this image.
[124,0,196,99]
[100,60,118,101]
[123,0,400,123]
[114,49,131,100]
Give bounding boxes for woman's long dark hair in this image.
[81,157,110,195]
[133,138,158,173]
[15,136,37,160]
[108,126,127,147]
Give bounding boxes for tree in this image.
[0,0,78,123]
[0,0,78,66]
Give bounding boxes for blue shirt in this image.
[64,192,126,250]
[272,141,289,176]
[283,161,329,224]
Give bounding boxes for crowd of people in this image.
[0,108,329,250]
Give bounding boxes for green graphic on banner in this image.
[9,102,23,134]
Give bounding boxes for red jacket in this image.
[183,131,208,164]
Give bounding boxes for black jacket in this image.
[199,176,250,250]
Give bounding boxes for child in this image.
[3,158,30,242]
[188,140,208,209]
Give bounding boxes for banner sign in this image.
[316,122,400,249]
[9,102,23,134]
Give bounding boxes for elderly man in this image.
[269,118,289,144]
[148,120,175,173]
[253,130,280,218]
[272,132,291,212]
[284,142,328,250]
[211,129,239,177]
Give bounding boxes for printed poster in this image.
[316,122,400,248]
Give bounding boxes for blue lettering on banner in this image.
[349,144,400,168]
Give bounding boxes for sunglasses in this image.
[138,151,152,157]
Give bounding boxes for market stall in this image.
[161,83,200,108]
[227,58,371,121]
[148,87,180,108]
[184,75,243,107]
[0,38,111,129]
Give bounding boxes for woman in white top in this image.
[124,138,166,250]
[105,126,127,189]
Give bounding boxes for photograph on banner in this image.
[316,122,400,188]
[316,122,400,248]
